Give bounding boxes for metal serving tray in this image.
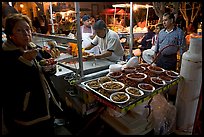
[80,69,182,111]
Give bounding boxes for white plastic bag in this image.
[151,94,176,135]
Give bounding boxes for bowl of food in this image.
[101,81,125,92]
[122,67,136,73]
[98,76,112,84]
[86,79,101,89]
[138,83,155,92]
[125,87,144,97]
[126,73,147,82]
[107,71,123,79]
[158,75,173,83]
[110,92,130,104]
[39,58,57,72]
[166,70,179,78]
[147,65,165,74]
[150,77,166,86]
[135,66,146,73]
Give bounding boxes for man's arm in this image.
[84,43,95,50]
[95,50,112,59]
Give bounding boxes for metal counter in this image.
[58,58,116,75]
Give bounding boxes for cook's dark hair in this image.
[93,20,107,30]
[163,12,175,22]
[4,13,33,39]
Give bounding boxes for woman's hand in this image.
[22,49,38,61]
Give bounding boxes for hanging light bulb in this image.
[20,3,24,8]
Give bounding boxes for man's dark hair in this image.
[93,20,107,30]
[163,12,175,22]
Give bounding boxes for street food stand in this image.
[77,64,183,134]
[31,2,191,135]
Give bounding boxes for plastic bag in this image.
[151,94,176,135]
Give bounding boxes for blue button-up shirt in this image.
[155,26,186,56]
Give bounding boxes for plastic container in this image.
[109,64,122,72]
[126,56,139,68]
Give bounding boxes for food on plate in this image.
[148,65,163,71]
[166,70,179,78]
[98,88,111,98]
[101,81,125,92]
[123,67,136,73]
[110,92,130,103]
[39,58,57,72]
[126,73,147,81]
[98,76,112,84]
[102,82,123,90]
[125,87,144,96]
[39,58,57,66]
[127,73,145,78]
[150,77,166,86]
[82,51,90,56]
[159,75,173,82]
[135,66,146,72]
[138,83,155,92]
[108,71,123,78]
[87,80,100,89]
[147,65,165,74]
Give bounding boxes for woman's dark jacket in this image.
[1,40,62,128]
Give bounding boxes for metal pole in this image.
[145,7,149,27]
[49,2,55,34]
[129,2,133,58]
[113,7,116,28]
[74,2,84,77]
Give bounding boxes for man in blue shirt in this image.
[154,12,186,71]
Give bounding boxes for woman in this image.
[1,13,62,135]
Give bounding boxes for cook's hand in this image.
[22,49,38,61]
[85,54,95,60]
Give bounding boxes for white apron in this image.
[81,26,99,54]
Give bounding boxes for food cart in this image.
[33,2,197,135]
[77,64,183,134]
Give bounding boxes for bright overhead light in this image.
[20,3,24,8]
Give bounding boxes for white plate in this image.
[125,87,144,97]
[126,73,147,82]
[110,92,130,104]
[166,70,179,78]
[159,75,173,83]
[147,65,165,74]
[101,81,125,92]
[107,71,123,78]
[86,80,101,89]
[122,67,136,73]
[135,66,146,72]
[98,76,112,84]
[138,83,155,92]
[150,77,166,86]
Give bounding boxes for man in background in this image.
[81,15,99,54]
[154,12,186,71]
